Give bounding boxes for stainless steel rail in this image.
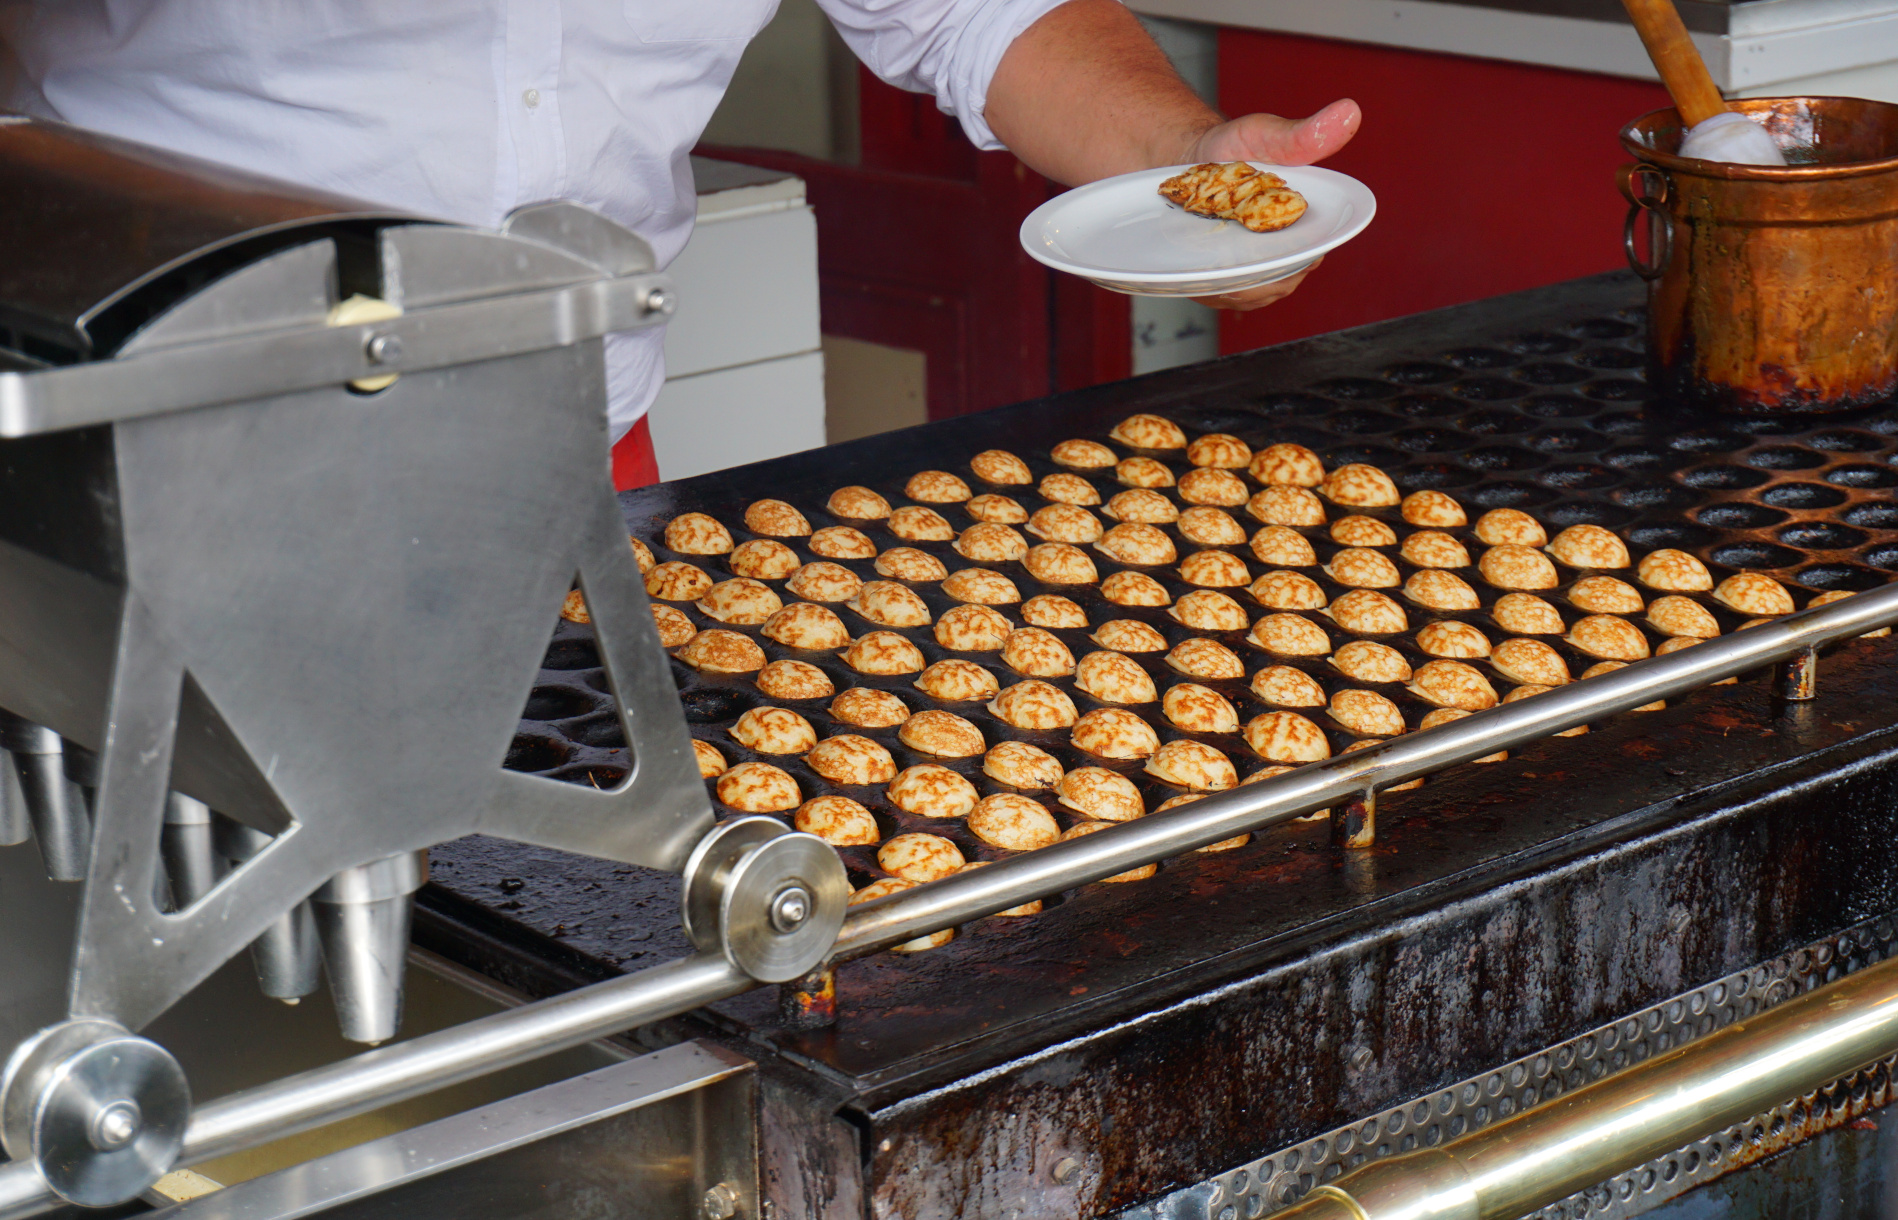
[1265,947,1898,1220]
[2,581,1895,1218]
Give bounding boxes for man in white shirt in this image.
[0,0,1358,471]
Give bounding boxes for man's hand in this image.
[986,0,1360,314]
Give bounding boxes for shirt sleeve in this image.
[814,0,1078,150]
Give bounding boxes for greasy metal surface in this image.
[1127,911,1898,1220]
[415,272,1898,1216]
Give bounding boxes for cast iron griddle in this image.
[421,269,1898,1115]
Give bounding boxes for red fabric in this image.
[1216,30,1671,355]
[611,415,661,490]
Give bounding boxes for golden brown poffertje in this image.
[1490,637,1570,686]
[843,631,926,675]
[955,522,1028,563]
[786,561,861,603]
[1021,594,1088,629]
[1647,595,1720,639]
[1546,524,1630,570]
[1103,570,1171,606]
[1025,543,1101,584]
[1714,572,1795,616]
[876,547,948,583]
[1170,589,1251,631]
[755,658,833,701]
[1187,432,1252,469]
[806,734,897,785]
[1094,619,1168,652]
[630,536,657,573]
[1404,569,1481,611]
[697,577,782,625]
[693,739,727,778]
[988,679,1080,729]
[1253,521,1321,566]
[1179,507,1248,546]
[1250,443,1325,488]
[716,761,800,812]
[1322,589,1408,634]
[1400,531,1471,570]
[677,629,766,673]
[1251,569,1327,611]
[1329,639,1410,684]
[731,706,817,754]
[1169,637,1247,680]
[1638,548,1713,592]
[1401,489,1467,528]
[1001,626,1077,677]
[1328,688,1404,737]
[1060,821,1159,881]
[1097,522,1177,566]
[1179,550,1251,588]
[646,560,713,601]
[942,568,1021,605]
[1247,485,1327,527]
[1331,515,1397,547]
[915,659,1001,702]
[1810,589,1893,638]
[664,512,734,555]
[1146,739,1238,791]
[1473,508,1547,548]
[1027,503,1105,544]
[1568,575,1643,615]
[1105,489,1179,524]
[1479,544,1558,590]
[967,494,1028,524]
[1491,592,1565,635]
[1244,710,1331,762]
[1250,664,1326,707]
[1566,614,1650,661]
[1318,463,1400,507]
[1051,438,1117,470]
[850,580,930,629]
[1116,457,1175,489]
[1071,707,1161,759]
[795,795,880,845]
[730,538,801,581]
[1157,162,1308,232]
[1109,412,1189,450]
[888,505,955,541]
[827,486,891,520]
[899,709,987,757]
[1164,682,1240,733]
[1407,659,1498,710]
[968,794,1062,850]
[879,832,966,882]
[745,499,812,537]
[1075,650,1159,704]
[1324,547,1400,588]
[970,449,1032,485]
[809,525,878,559]
[560,589,590,624]
[1178,467,1250,506]
[984,739,1065,789]
[830,686,912,727]
[850,879,953,951]
[1039,471,1102,505]
[650,603,697,647]
[761,601,851,650]
[934,603,1014,651]
[1415,619,1490,658]
[1057,766,1145,821]
[887,763,979,818]
[1250,612,1332,656]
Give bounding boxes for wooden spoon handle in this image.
[1620,0,1728,127]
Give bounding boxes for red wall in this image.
[1217,30,1671,354]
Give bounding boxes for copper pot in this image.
[1618,97,1898,414]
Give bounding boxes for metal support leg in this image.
[0,748,26,847]
[312,852,428,1044]
[1334,788,1376,850]
[214,819,322,1005]
[159,795,219,910]
[779,968,838,1030]
[0,715,90,881]
[1776,644,1818,700]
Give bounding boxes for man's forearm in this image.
[985,0,1219,186]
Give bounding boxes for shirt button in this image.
[523,88,541,110]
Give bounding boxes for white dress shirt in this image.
[0,0,1067,434]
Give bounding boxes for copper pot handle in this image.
[1617,163,1672,281]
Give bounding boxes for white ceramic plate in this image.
[1020,163,1376,298]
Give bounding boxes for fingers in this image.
[1192,99,1362,167]
[1191,258,1321,312]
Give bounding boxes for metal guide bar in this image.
[3,578,1898,1218]
[1118,911,1898,1220]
